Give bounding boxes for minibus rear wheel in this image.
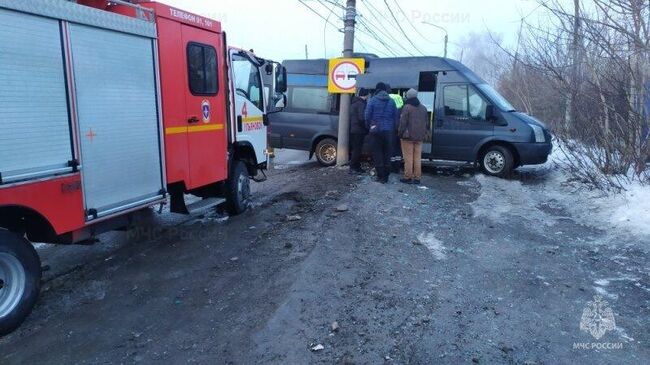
[480,145,514,178]
[315,138,337,167]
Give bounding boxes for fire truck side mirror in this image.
[275,66,287,93]
[265,63,274,75]
[275,94,287,109]
[267,94,286,115]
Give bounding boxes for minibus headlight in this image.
[531,124,546,143]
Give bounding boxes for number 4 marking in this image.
[241,103,248,119]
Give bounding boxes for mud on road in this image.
[0,153,648,364]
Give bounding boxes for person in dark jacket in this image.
[365,82,399,183]
[349,88,369,174]
[398,88,429,184]
[386,84,405,173]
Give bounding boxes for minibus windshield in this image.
[477,84,516,112]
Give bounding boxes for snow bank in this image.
[546,143,650,237]
[602,181,650,236]
[472,145,650,240]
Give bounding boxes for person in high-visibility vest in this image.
[389,92,404,109]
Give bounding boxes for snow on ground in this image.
[604,181,650,236]
[547,141,650,236]
[472,146,650,241]
[272,149,312,170]
[472,174,562,230]
[417,232,447,260]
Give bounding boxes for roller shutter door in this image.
[69,24,163,217]
[0,9,73,184]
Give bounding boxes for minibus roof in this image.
[283,56,486,90]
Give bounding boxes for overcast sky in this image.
[163,0,547,61]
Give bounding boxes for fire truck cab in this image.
[0,0,286,335]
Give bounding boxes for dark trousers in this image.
[391,131,403,173]
[349,133,366,171]
[370,131,393,179]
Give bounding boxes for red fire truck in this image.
[0,0,286,335]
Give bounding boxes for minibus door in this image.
[418,72,437,157]
[434,83,494,161]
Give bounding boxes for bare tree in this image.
[492,0,649,190]
[565,0,582,132]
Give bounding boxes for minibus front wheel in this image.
[480,145,514,178]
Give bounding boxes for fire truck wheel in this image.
[0,230,41,336]
[315,138,337,167]
[226,160,251,215]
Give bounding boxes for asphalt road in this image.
[0,150,648,364]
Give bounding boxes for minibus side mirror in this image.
[486,105,508,126]
[486,105,496,121]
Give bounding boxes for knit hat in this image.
[358,88,369,97]
[406,88,418,99]
[375,82,387,92]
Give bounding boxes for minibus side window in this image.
[287,86,331,113]
[444,84,488,121]
[443,85,469,118]
[468,87,488,120]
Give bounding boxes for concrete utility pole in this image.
[335,0,356,166]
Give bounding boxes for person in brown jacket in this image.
[398,88,428,184]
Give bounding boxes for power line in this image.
[359,17,407,54]
[391,0,438,47]
[505,1,546,24]
[358,1,415,55]
[382,0,426,55]
[364,1,411,54]
[298,0,340,29]
[355,21,400,56]
[299,0,407,58]
[356,15,404,56]
[318,0,346,11]
[362,0,419,55]
[323,1,338,57]
[298,0,344,58]
[311,0,388,58]
[317,0,413,57]
[310,0,394,58]
[356,36,389,56]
